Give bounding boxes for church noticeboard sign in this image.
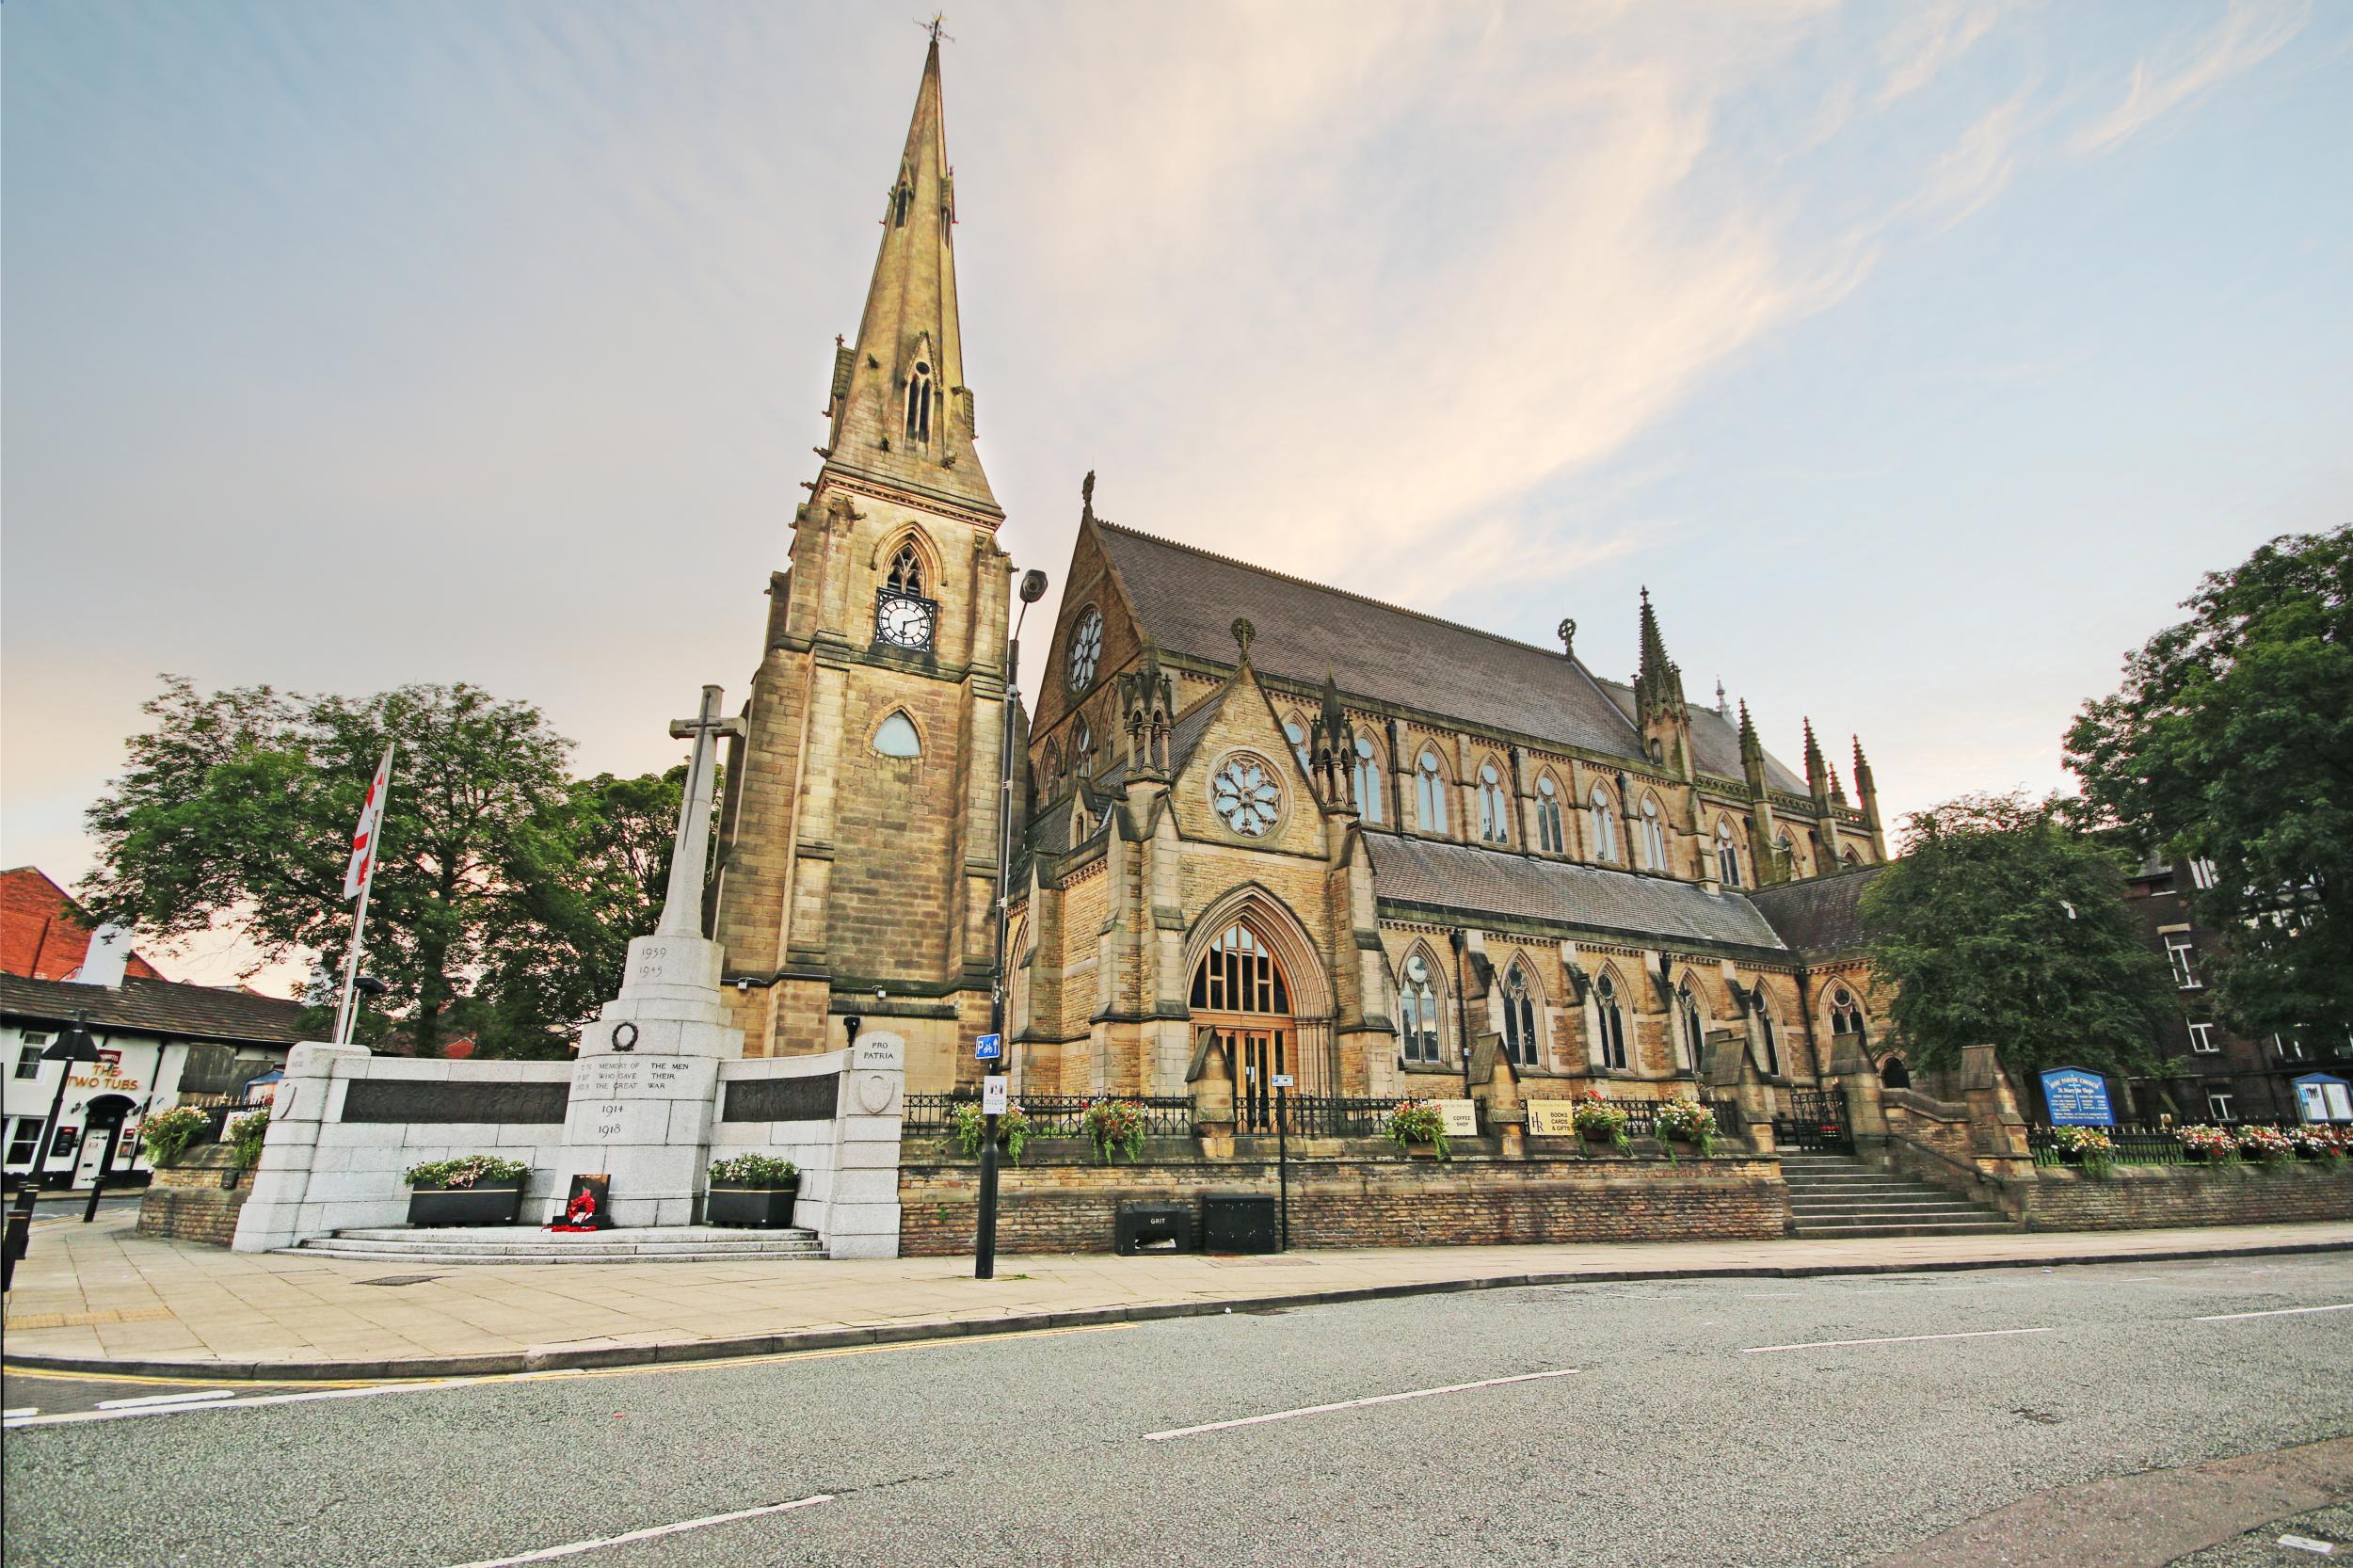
[1526,1099,1578,1138]
[2040,1068,2115,1127]
[1435,1098,1480,1138]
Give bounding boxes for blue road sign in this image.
[975,1032,1002,1062]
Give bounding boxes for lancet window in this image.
[1590,786,1620,864]
[1354,736,1385,824]
[904,361,935,443]
[1717,820,1743,888]
[1416,750,1449,835]
[1191,923,1290,1016]
[1678,982,1705,1073]
[1501,963,1541,1068]
[1637,795,1669,872]
[1476,763,1511,844]
[1594,972,1629,1070]
[1398,951,1442,1065]
[1536,774,1565,854]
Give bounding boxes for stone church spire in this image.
[819,36,1000,518]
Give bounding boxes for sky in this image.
[6,1,2349,991]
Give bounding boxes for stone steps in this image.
[289,1224,824,1264]
[1781,1152,2014,1239]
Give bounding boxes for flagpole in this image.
[333,746,395,1047]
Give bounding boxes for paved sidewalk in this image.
[5,1214,2348,1379]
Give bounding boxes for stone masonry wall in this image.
[2022,1160,2353,1231]
[899,1150,1787,1256]
[136,1148,248,1246]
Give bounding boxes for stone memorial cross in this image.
[658,684,746,937]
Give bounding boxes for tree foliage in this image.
[2064,525,2352,1047]
[1860,792,2176,1082]
[83,677,680,1058]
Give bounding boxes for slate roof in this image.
[1746,864,1887,955]
[1367,836,1787,951]
[1590,680,1807,795]
[1097,522,1810,789]
[0,972,308,1047]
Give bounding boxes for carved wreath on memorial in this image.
[1210,755,1280,837]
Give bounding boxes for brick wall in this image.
[899,1151,1788,1256]
[136,1149,248,1246]
[2023,1160,2353,1231]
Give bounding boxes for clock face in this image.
[1211,756,1280,837]
[1066,608,1102,691]
[876,592,936,650]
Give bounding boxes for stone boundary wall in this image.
[898,1151,1788,1257]
[2020,1160,2353,1231]
[136,1148,248,1246]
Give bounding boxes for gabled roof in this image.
[1096,522,1807,786]
[0,867,167,983]
[1367,836,1787,952]
[0,972,307,1048]
[1746,864,1888,955]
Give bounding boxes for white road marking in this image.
[2280,1534,2337,1556]
[1143,1368,1580,1441]
[2196,1303,2353,1323]
[2,1407,37,1418]
[441,1495,834,1567]
[93,1389,234,1410]
[1742,1327,2055,1354]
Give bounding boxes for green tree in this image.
[2064,525,2352,1048]
[462,767,684,1059]
[1860,792,2176,1085]
[83,676,678,1057]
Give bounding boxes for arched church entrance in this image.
[1190,920,1312,1131]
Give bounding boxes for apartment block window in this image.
[2275,1033,2309,1063]
[6,1118,40,1165]
[14,1044,46,1080]
[2206,1090,2236,1122]
[2186,857,2218,890]
[2187,1022,2219,1054]
[2165,936,2200,989]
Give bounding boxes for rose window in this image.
[1067,608,1103,692]
[1211,757,1279,836]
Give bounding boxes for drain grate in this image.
[358,1274,443,1288]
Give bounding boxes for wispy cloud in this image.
[2072,0,2309,156]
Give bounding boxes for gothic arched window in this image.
[1678,982,1705,1073]
[1284,717,1310,774]
[1594,971,1629,1070]
[1831,987,1867,1043]
[1073,719,1094,777]
[1775,828,1799,876]
[886,542,925,596]
[1880,1054,1911,1090]
[1637,795,1670,872]
[1354,735,1384,824]
[1417,750,1449,835]
[1398,951,1441,1065]
[1717,820,1743,888]
[1502,962,1541,1067]
[1536,774,1565,854]
[904,360,934,443]
[1590,785,1620,864]
[1758,1007,1782,1078]
[873,712,921,758]
[1191,923,1290,1016]
[1477,763,1511,843]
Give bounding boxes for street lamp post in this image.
[34,1012,104,1193]
[978,567,1049,1283]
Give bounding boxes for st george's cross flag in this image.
[343,745,394,899]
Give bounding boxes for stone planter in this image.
[406,1184,524,1227]
[1404,1141,1443,1160]
[706,1183,799,1229]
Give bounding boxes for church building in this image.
[712,39,1902,1128]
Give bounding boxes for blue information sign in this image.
[974,1032,1002,1063]
[2040,1067,2115,1127]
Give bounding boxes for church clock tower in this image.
[711,36,1014,1088]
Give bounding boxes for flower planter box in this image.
[407,1184,523,1227]
[1579,1128,1618,1147]
[706,1184,799,1229]
[1404,1141,1443,1160]
[2057,1147,2088,1165]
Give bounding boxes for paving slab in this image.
[4,1211,2347,1379]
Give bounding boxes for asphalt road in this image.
[6,1252,2349,1568]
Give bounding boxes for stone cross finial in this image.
[657,685,748,937]
[1557,618,1577,659]
[1080,469,1096,524]
[1230,617,1256,663]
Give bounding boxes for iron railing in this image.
[2025,1118,2302,1167]
[902,1093,1195,1139]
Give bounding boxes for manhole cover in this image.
[358,1274,442,1288]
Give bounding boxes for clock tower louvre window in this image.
[874,543,938,652]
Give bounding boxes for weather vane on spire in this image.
[919,12,953,44]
